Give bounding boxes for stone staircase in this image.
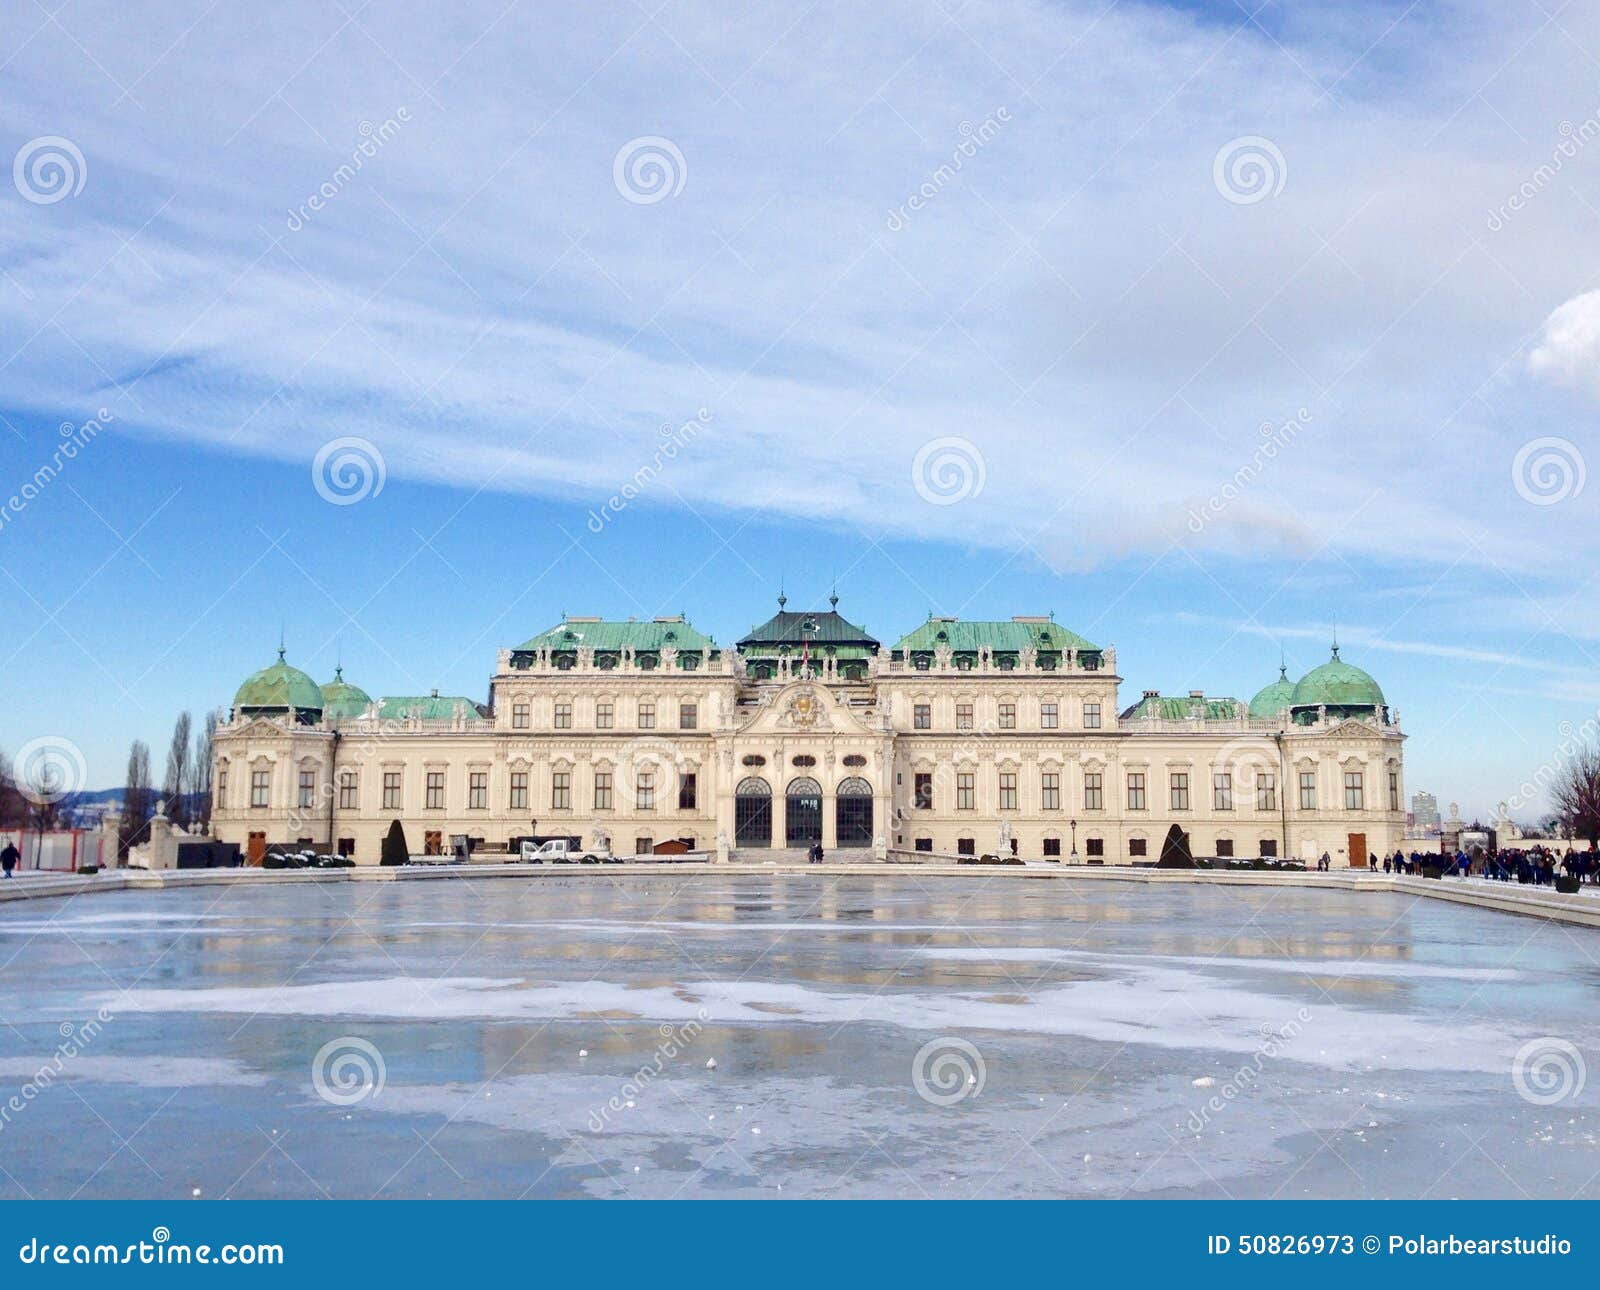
[728,847,879,866]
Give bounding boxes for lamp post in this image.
[1070,817,1078,861]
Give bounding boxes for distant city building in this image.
[212,602,1407,866]
[1411,791,1440,834]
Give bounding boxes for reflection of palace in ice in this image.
[211,597,1405,865]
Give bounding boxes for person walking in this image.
[0,841,18,879]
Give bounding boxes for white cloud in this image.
[1528,289,1600,397]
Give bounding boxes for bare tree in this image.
[119,741,155,862]
[163,712,192,829]
[1550,744,1600,848]
[0,750,25,831]
[191,709,218,829]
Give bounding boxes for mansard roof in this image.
[515,615,716,654]
[891,615,1098,655]
[738,602,878,651]
[373,693,489,722]
[1119,692,1243,721]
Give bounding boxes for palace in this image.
[211,597,1405,866]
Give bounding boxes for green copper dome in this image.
[233,648,324,714]
[1289,647,1385,710]
[320,666,373,721]
[1248,665,1296,719]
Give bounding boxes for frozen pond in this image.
[0,874,1595,1198]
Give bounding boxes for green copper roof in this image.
[375,694,488,722]
[892,616,1097,655]
[320,666,373,721]
[234,649,324,712]
[1248,665,1296,719]
[516,616,716,653]
[1119,693,1243,721]
[739,598,878,651]
[1290,648,1385,710]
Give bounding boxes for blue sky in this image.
[2,0,1599,818]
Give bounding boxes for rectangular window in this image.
[1388,770,1399,812]
[679,702,697,730]
[509,772,528,810]
[382,771,401,810]
[1213,772,1232,811]
[956,703,973,731]
[469,771,488,810]
[914,773,933,810]
[1083,702,1101,729]
[1129,838,1147,857]
[637,772,655,811]
[551,771,570,811]
[913,703,931,730]
[678,772,697,811]
[1043,837,1061,857]
[638,702,655,729]
[596,702,613,729]
[1216,838,1235,858]
[957,837,975,856]
[1344,771,1365,811]
[339,771,358,810]
[1041,772,1060,811]
[426,771,445,810]
[512,702,530,729]
[998,772,1017,810]
[1127,772,1146,810]
[1257,773,1276,812]
[915,837,933,852]
[217,769,227,807]
[1299,770,1317,810]
[553,702,572,729]
[998,702,1016,730]
[594,772,612,810]
[1259,838,1278,857]
[635,837,653,856]
[1170,772,1190,811]
[1084,772,1103,811]
[956,772,975,810]
[1041,702,1058,729]
[298,770,315,809]
[1085,837,1104,857]
[251,769,270,808]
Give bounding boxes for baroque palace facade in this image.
[212,598,1406,866]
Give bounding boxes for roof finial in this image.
[1331,619,1340,660]
[277,622,286,662]
[777,578,786,610]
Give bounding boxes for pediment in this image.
[736,681,876,737]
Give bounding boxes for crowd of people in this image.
[1362,845,1600,886]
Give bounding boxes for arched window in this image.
[836,776,872,796]
[735,777,771,848]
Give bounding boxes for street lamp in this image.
[1070,817,1078,861]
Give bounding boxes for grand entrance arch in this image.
[835,777,873,847]
[785,777,823,847]
[735,778,772,848]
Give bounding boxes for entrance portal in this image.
[1348,832,1368,868]
[735,777,772,848]
[786,777,823,847]
[835,776,873,847]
